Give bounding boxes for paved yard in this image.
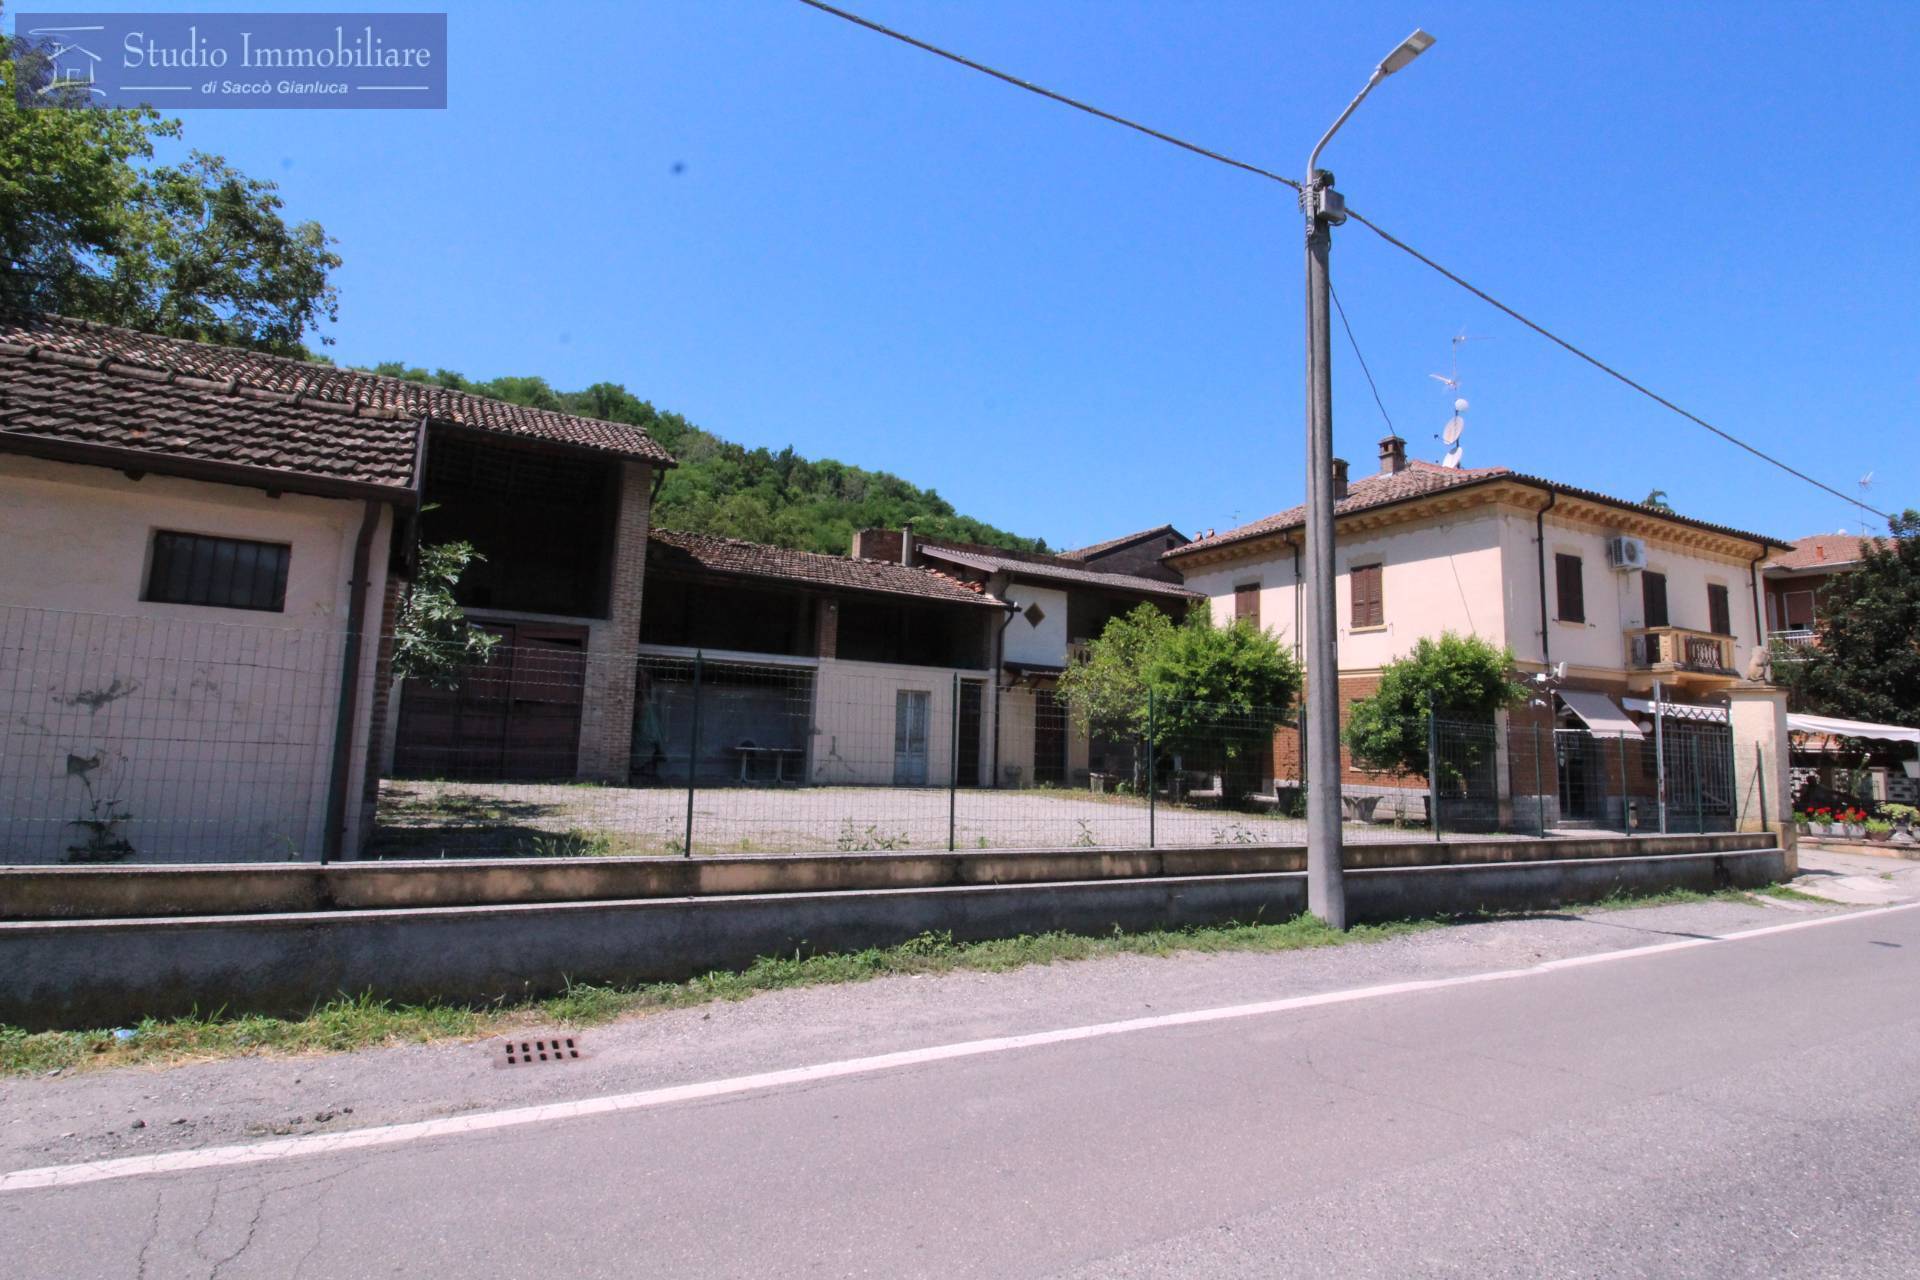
[372,779,1461,857]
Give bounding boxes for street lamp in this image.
[1299,29,1433,931]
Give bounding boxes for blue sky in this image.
[53,0,1920,549]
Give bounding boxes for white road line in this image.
[6,898,1915,1195]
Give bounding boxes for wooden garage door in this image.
[394,622,588,781]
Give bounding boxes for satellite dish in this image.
[1440,445,1464,469]
[1442,416,1465,445]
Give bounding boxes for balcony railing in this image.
[1626,626,1736,675]
[1769,628,1816,649]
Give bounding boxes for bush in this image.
[1344,632,1525,778]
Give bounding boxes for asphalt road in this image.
[5,894,1918,1278]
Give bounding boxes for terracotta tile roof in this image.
[1060,523,1187,560]
[0,314,675,480]
[648,530,1007,608]
[1763,533,1888,573]
[0,341,416,492]
[918,544,1201,599]
[1166,461,1790,559]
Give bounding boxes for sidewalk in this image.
[1791,845,1920,906]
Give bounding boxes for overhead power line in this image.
[1329,284,1394,436]
[795,0,1889,523]
[793,0,1300,190]
[1343,208,1894,522]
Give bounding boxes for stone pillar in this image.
[815,596,839,659]
[1728,680,1795,872]
[577,461,652,783]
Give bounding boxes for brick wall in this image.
[1271,673,1425,790]
[576,461,653,782]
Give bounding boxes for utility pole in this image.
[1301,27,1434,930]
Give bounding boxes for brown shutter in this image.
[1234,583,1260,629]
[1351,564,1383,628]
[1555,553,1585,623]
[1708,584,1731,636]
[1642,571,1669,628]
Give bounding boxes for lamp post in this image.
[1301,29,1434,930]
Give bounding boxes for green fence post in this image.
[1147,688,1156,849]
[1693,736,1704,834]
[1533,724,1547,838]
[1617,732,1631,836]
[1425,698,1443,842]
[1754,743,1769,835]
[684,651,702,857]
[948,671,959,852]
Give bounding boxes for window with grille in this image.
[1555,553,1585,623]
[144,531,291,612]
[1350,564,1383,628]
[1707,583,1732,636]
[1234,583,1261,630]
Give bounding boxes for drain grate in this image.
[496,1035,584,1068]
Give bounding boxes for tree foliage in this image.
[367,364,1048,556]
[1058,603,1302,795]
[390,541,500,688]
[1,19,340,354]
[1344,632,1525,777]
[1776,513,1920,723]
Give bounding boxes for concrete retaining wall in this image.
[0,832,1775,920]
[0,847,1784,1029]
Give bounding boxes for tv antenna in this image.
[1857,470,1879,533]
[1431,329,1488,468]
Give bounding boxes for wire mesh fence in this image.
[0,608,1750,864]
[0,605,347,863]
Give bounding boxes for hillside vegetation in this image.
[368,364,1046,556]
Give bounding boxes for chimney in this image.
[900,521,916,567]
[1378,434,1406,475]
[1331,457,1350,501]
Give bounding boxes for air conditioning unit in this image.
[1607,535,1647,571]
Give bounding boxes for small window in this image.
[1022,601,1046,628]
[1350,564,1384,629]
[145,531,291,612]
[1555,553,1585,623]
[1642,571,1669,628]
[1233,583,1261,630]
[1707,583,1732,636]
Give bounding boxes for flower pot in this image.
[1845,823,1866,840]
[1795,821,1809,835]
[1868,829,1891,843]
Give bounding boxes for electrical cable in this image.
[796,0,1888,522]
[1343,207,1893,521]
[1329,283,1394,436]
[794,0,1300,191]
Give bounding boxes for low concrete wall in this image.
[0,832,1776,920]
[0,847,1784,1029]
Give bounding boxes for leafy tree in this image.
[1776,513,1920,723]
[1058,603,1301,799]
[1344,632,1525,777]
[390,541,500,688]
[1,18,339,354]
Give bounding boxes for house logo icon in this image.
[26,25,106,101]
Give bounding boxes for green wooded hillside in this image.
[368,364,1046,556]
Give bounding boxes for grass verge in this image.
[2,914,1427,1077]
[0,882,1831,1078]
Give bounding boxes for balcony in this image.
[1626,626,1738,686]
[1769,628,1816,649]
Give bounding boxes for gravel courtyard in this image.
[372,779,1446,857]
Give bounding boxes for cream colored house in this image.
[1165,435,1792,826]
